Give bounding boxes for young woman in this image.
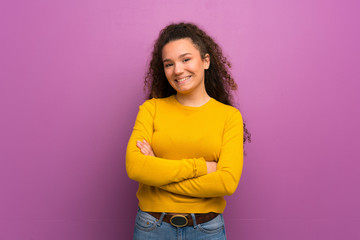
[126,22,251,240]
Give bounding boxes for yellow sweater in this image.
[126,95,243,213]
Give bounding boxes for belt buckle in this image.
[170,215,188,227]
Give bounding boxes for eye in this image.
[183,58,190,62]
[164,63,173,68]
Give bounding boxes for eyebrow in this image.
[163,53,192,63]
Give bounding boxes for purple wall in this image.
[1,0,359,239]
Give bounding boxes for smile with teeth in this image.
[176,76,191,82]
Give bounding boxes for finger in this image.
[140,148,148,155]
[141,141,155,156]
[142,139,151,147]
[141,140,153,151]
[141,142,151,151]
[137,144,147,154]
[136,140,143,148]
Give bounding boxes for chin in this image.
[173,84,190,92]
[170,85,191,94]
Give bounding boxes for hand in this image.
[136,139,155,157]
[206,161,217,174]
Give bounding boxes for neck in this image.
[175,90,211,107]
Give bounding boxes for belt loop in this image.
[190,213,197,228]
[157,212,166,226]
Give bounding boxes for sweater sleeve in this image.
[158,109,244,197]
[126,99,208,187]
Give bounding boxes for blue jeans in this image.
[133,208,226,240]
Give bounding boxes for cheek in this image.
[190,61,203,73]
[164,69,173,80]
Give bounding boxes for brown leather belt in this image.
[147,212,219,227]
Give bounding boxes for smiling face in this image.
[162,38,210,96]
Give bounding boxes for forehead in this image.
[162,38,200,59]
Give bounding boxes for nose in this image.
[174,63,184,75]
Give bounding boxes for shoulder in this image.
[138,98,155,113]
[211,99,243,121]
[212,101,243,135]
[140,98,156,108]
[139,96,174,112]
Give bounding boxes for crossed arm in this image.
[136,139,218,174]
[126,99,210,187]
[134,108,244,198]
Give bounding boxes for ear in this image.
[203,53,210,70]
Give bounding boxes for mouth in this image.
[175,76,191,83]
